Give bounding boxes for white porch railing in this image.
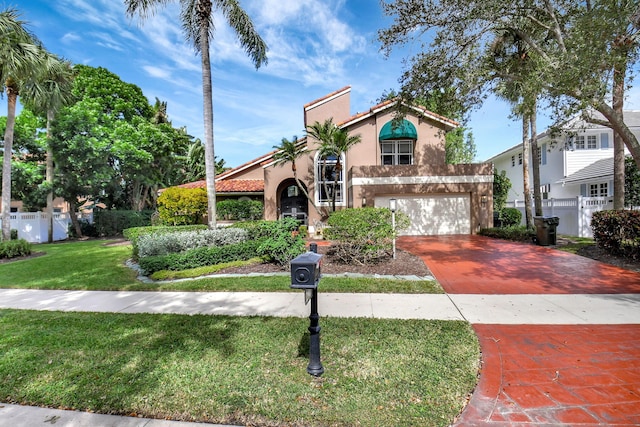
[506,196,614,238]
[0,212,71,243]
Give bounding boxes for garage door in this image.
[375,194,471,235]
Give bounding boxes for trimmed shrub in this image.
[499,208,522,228]
[68,219,98,238]
[139,240,261,274]
[10,229,18,240]
[324,207,409,264]
[157,187,208,225]
[592,210,640,260]
[216,199,263,221]
[229,218,306,267]
[479,225,535,242]
[123,224,209,259]
[0,239,32,259]
[93,210,154,237]
[137,228,249,258]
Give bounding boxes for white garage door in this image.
[375,194,471,235]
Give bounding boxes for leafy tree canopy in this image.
[379,0,640,165]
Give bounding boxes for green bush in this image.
[499,208,522,227]
[139,240,261,275]
[0,239,32,259]
[592,210,640,260]
[324,207,409,264]
[68,219,98,238]
[123,224,209,259]
[479,225,535,242]
[216,199,263,221]
[254,218,306,267]
[10,229,18,240]
[137,228,249,258]
[93,210,154,237]
[157,187,208,226]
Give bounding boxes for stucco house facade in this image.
[183,86,494,236]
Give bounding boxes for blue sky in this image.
[4,0,570,166]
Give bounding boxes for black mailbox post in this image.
[290,244,324,376]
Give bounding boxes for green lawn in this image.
[0,239,476,426]
[0,240,443,293]
[0,309,479,427]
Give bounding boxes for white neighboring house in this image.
[487,111,640,237]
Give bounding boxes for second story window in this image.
[511,155,515,167]
[587,135,597,149]
[381,140,413,165]
[518,153,523,165]
[575,135,585,149]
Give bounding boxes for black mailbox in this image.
[290,251,323,289]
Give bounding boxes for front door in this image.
[280,184,308,224]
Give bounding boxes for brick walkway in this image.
[398,235,640,426]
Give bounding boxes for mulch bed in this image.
[215,245,434,277]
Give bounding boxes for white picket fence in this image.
[506,196,614,238]
[0,212,72,243]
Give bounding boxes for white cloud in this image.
[61,32,81,44]
[143,65,172,80]
[91,32,124,52]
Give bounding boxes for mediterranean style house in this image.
[488,111,639,202]
[180,86,494,236]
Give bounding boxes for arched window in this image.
[379,119,417,165]
[315,153,345,205]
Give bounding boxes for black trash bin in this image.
[534,216,559,246]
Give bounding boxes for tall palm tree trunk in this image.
[522,115,533,228]
[530,102,542,217]
[1,84,18,241]
[199,15,217,228]
[46,109,55,242]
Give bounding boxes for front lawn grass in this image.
[0,240,443,294]
[0,309,479,427]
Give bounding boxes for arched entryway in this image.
[278,179,308,224]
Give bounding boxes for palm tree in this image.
[272,135,321,215]
[21,53,75,242]
[125,0,268,229]
[306,119,338,212]
[306,118,362,212]
[491,29,543,228]
[0,8,47,241]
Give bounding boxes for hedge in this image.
[123,224,209,259]
[93,210,154,236]
[217,199,263,221]
[139,240,261,275]
[592,210,640,260]
[137,228,249,258]
[0,239,32,259]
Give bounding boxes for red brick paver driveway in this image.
[398,235,640,426]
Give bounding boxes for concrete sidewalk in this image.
[1,288,640,324]
[3,288,639,426]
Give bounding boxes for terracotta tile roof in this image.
[176,179,264,193]
[217,179,264,192]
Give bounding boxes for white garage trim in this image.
[375,194,471,236]
[350,175,492,186]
